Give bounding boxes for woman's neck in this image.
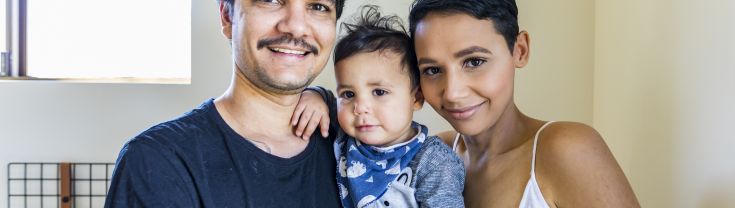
[463,104,538,164]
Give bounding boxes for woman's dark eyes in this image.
[464,58,487,68]
[422,67,440,76]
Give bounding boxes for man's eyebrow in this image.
[454,46,492,58]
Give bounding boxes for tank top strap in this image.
[452,132,462,152]
[531,121,556,174]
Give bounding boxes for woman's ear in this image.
[220,1,233,40]
[413,87,425,111]
[513,31,531,68]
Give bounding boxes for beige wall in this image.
[332,0,599,127]
[314,0,596,133]
[595,0,735,207]
[0,0,595,206]
[516,0,595,125]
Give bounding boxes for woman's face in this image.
[413,12,527,136]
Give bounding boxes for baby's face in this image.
[335,51,421,147]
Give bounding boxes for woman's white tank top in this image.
[452,121,555,208]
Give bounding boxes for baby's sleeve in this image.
[414,138,466,208]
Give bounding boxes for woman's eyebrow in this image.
[454,46,492,58]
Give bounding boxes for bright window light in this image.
[26,0,191,80]
[1,1,6,52]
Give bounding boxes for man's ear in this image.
[513,31,530,68]
[220,1,233,40]
[412,87,425,111]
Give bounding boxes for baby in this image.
[291,5,464,208]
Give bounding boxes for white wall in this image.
[0,0,595,206]
[595,0,735,207]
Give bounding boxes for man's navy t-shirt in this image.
[105,99,341,207]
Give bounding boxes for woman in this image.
[408,0,640,207]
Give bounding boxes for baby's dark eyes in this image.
[340,91,355,99]
[373,89,387,96]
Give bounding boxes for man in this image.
[105,0,346,207]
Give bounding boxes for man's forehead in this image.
[238,0,336,5]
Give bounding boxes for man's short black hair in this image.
[334,5,419,89]
[219,0,346,20]
[409,0,519,52]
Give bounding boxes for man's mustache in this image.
[257,36,319,55]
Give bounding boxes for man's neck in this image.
[214,70,307,157]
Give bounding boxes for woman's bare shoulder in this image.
[540,121,606,150]
[537,121,613,172]
[536,121,639,207]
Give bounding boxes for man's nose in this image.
[277,4,308,39]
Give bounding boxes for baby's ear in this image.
[412,87,425,110]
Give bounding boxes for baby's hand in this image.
[291,90,330,140]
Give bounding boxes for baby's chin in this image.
[354,135,406,148]
[351,135,390,147]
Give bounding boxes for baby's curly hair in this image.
[334,5,419,89]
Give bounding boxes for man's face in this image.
[221,0,337,94]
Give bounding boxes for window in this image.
[1,0,8,76]
[1,0,191,83]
